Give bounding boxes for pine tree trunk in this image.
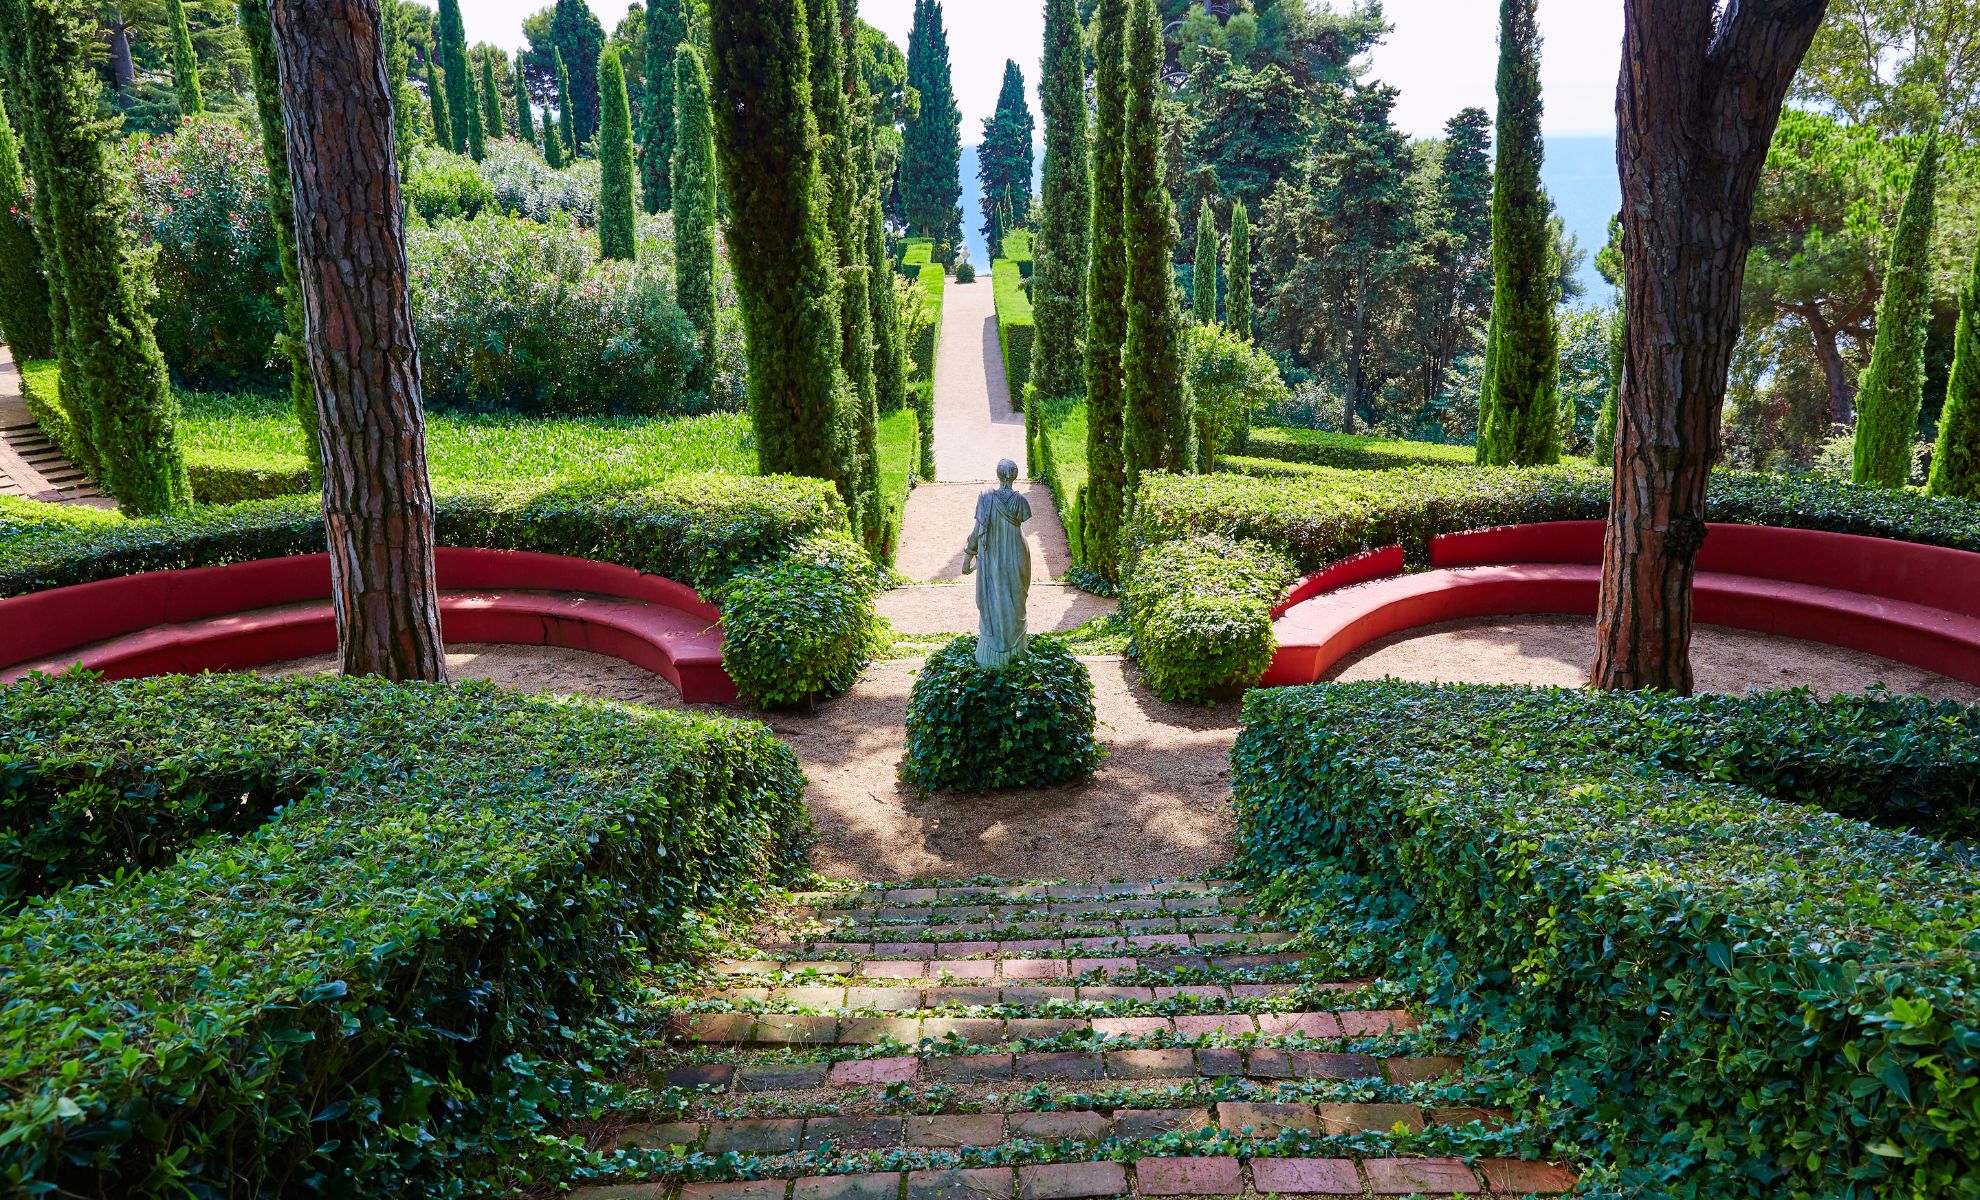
[1801,306,1856,427]
[267,0,447,683]
[1594,0,1827,693]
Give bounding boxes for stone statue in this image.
[962,459,1032,669]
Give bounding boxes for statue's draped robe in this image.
[967,486,1032,668]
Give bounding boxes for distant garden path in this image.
[880,275,1114,634]
[0,343,108,507]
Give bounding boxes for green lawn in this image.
[877,406,920,527]
[1033,395,1087,553]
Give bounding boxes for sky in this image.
[464,1,1627,139]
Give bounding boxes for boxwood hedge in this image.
[1236,426,1480,472]
[1125,533,1296,704]
[0,475,883,708]
[0,672,809,1196]
[1235,681,1980,1197]
[1124,465,1980,700]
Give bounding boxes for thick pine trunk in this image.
[266,0,447,682]
[1594,0,1827,692]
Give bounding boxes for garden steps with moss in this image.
[563,879,1582,1199]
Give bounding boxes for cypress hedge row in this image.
[0,87,53,359]
[1028,0,1089,403]
[1120,0,1190,484]
[1082,0,1131,582]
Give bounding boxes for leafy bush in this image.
[407,214,700,416]
[902,636,1101,791]
[121,115,284,388]
[1126,533,1296,703]
[1238,425,1482,472]
[1235,681,1980,1197]
[993,257,1034,403]
[955,261,976,283]
[404,147,497,221]
[1188,323,1285,468]
[715,535,888,707]
[474,140,602,224]
[0,672,807,1196]
[901,264,945,477]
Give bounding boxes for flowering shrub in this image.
[474,140,601,225]
[408,214,700,416]
[122,116,283,388]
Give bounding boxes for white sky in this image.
[463,0,1626,139]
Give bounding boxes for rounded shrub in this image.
[715,535,887,708]
[403,147,496,222]
[1127,533,1297,704]
[954,261,977,283]
[902,636,1101,791]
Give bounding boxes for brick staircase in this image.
[565,879,1581,1199]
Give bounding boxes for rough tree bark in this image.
[266,0,448,682]
[1595,0,1829,692]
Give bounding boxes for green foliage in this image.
[427,56,455,151]
[20,0,190,514]
[715,535,887,706]
[1238,425,1480,472]
[405,151,498,221]
[672,44,718,404]
[406,214,698,416]
[514,48,538,144]
[1193,197,1219,323]
[1030,393,1088,554]
[1029,0,1089,403]
[900,0,961,241]
[641,0,687,212]
[1122,0,1191,482]
[480,50,504,138]
[1225,200,1250,341]
[0,87,53,359]
[1083,0,1131,581]
[1234,681,1980,1196]
[993,257,1036,400]
[1185,322,1283,468]
[595,45,638,260]
[1476,0,1560,467]
[868,178,909,423]
[470,140,601,222]
[1930,237,1980,498]
[954,261,976,283]
[438,0,482,158]
[1856,136,1941,487]
[1127,533,1295,703]
[977,58,1036,254]
[902,264,944,477]
[555,46,577,152]
[902,636,1101,790]
[0,672,807,1196]
[164,0,203,116]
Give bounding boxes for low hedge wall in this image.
[1123,465,1980,701]
[908,263,944,477]
[0,671,808,1196]
[992,258,1035,406]
[1237,426,1480,472]
[0,475,883,708]
[1235,681,1980,1196]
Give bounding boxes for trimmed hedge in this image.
[993,257,1035,406]
[0,672,808,1196]
[0,476,882,708]
[1236,681,1980,1196]
[901,636,1101,790]
[1125,465,1980,699]
[1030,394,1088,562]
[1235,425,1480,472]
[907,263,944,478]
[898,236,935,277]
[1126,533,1295,704]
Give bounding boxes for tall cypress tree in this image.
[554,48,577,152]
[480,51,504,138]
[597,46,637,260]
[0,0,68,403]
[978,59,1035,253]
[550,0,606,143]
[165,0,203,116]
[1031,0,1089,402]
[515,49,537,144]
[0,87,54,360]
[21,0,190,512]
[1121,0,1189,482]
[820,0,880,549]
[901,0,962,244]
[1083,0,1130,580]
[237,0,319,478]
[543,106,567,167]
[672,43,717,403]
[426,57,453,153]
[1476,0,1559,466]
[710,0,853,492]
[383,0,419,172]
[1226,200,1251,342]
[437,0,474,153]
[857,2,907,426]
[642,0,687,212]
[462,61,486,159]
[1929,237,1980,499]
[1855,135,1940,488]
[1193,198,1218,323]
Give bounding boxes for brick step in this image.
[655,1048,1463,1093]
[676,1007,1418,1047]
[568,1155,1577,1199]
[761,931,1298,959]
[708,950,1311,980]
[797,895,1259,926]
[792,881,1242,909]
[703,981,1355,1011]
[777,915,1287,945]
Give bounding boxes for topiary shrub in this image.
[1126,533,1296,704]
[713,535,888,708]
[902,636,1101,791]
[954,261,976,283]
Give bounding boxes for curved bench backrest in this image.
[1431,522,1605,568]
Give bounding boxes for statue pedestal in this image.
[901,636,1101,792]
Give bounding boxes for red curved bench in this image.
[0,548,739,704]
[1265,521,1980,688]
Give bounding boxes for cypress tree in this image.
[1193,198,1218,323]
[1226,200,1251,341]
[977,59,1035,253]
[1030,0,1089,401]
[165,0,203,117]
[709,0,854,493]
[1929,238,1980,498]
[543,109,567,167]
[0,87,54,360]
[556,48,577,153]
[1855,135,1940,488]
[437,0,474,154]
[515,49,537,144]
[426,57,454,153]
[20,0,191,512]
[237,0,320,479]
[817,0,881,550]
[901,0,962,244]
[1476,0,1559,466]
[480,52,504,138]
[549,0,606,143]
[672,43,716,402]
[642,0,687,212]
[462,63,486,160]
[1083,0,1130,581]
[383,1,420,172]
[1122,0,1190,482]
[597,46,638,260]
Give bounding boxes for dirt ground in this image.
[263,619,1977,882]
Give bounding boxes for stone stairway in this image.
[566,879,1581,1199]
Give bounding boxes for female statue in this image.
[962,459,1032,669]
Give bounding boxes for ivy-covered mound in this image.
[901,636,1100,791]
[0,475,885,708]
[0,672,809,1197]
[1125,464,1980,702]
[1235,681,1980,1198]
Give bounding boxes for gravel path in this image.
[929,278,1025,483]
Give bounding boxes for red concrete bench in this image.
[1264,521,1980,688]
[0,548,738,704]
